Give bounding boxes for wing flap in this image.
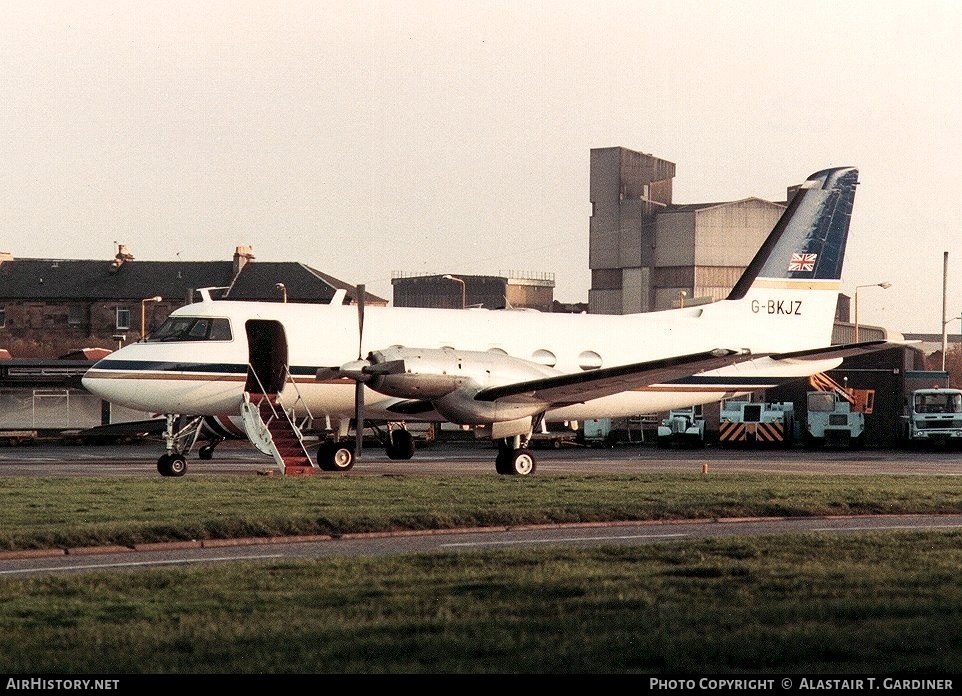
[770,340,905,362]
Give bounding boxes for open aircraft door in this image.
[245,320,288,395]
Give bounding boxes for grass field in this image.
[0,472,960,674]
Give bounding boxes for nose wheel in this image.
[157,453,187,477]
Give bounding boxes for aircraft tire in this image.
[168,455,187,477]
[494,449,511,475]
[494,447,536,476]
[198,444,215,460]
[317,441,355,472]
[385,429,415,460]
[157,453,187,477]
[508,448,536,476]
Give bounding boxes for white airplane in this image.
[82,166,894,477]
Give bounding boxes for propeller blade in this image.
[354,284,365,460]
[356,284,365,360]
[355,375,364,458]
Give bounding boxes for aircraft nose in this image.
[82,360,118,400]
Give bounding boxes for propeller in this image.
[354,284,365,459]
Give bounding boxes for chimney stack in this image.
[110,244,134,272]
[233,245,255,274]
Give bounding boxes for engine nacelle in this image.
[365,346,560,402]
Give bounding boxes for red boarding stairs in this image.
[243,391,316,476]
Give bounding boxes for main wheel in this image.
[495,441,515,474]
[317,441,355,472]
[385,429,415,460]
[495,447,536,476]
[198,444,215,460]
[508,448,536,476]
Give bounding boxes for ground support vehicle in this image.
[0,429,37,446]
[581,418,616,447]
[899,387,962,449]
[804,373,875,449]
[718,400,795,447]
[656,408,705,448]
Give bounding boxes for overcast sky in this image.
[2,0,960,333]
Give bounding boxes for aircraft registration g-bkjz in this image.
[83,166,893,477]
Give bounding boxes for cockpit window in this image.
[146,317,232,342]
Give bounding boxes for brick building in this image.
[0,245,385,358]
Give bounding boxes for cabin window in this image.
[578,350,603,371]
[146,317,233,342]
[115,308,131,330]
[0,306,5,328]
[68,305,83,326]
[532,349,557,367]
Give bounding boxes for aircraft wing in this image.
[474,348,752,406]
[768,340,907,362]
[474,340,902,407]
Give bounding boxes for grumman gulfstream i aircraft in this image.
[83,166,893,477]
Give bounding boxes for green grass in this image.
[1,472,960,551]
[0,533,960,673]
[1,472,960,673]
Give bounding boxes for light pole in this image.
[942,315,962,372]
[853,282,891,342]
[140,296,162,338]
[276,283,287,303]
[678,290,688,308]
[442,274,466,309]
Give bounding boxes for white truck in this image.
[899,387,962,449]
[804,373,875,449]
[656,407,705,448]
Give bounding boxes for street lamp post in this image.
[942,315,962,372]
[140,296,163,339]
[853,282,891,342]
[442,275,466,309]
[276,283,287,303]
[678,290,688,309]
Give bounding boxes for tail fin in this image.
[727,167,858,300]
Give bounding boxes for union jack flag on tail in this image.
[788,253,817,272]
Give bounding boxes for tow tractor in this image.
[804,372,874,449]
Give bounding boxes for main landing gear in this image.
[315,426,417,472]
[495,437,537,476]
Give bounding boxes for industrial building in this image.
[390,271,562,312]
[590,147,793,315]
